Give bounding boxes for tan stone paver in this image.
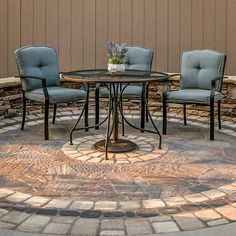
[149,216,172,223]
[5,192,31,203]
[202,189,226,199]
[207,218,229,227]
[0,222,16,230]
[195,209,221,221]
[152,221,180,233]
[218,184,236,194]
[43,223,71,235]
[101,219,125,230]
[46,199,71,209]
[174,212,205,231]
[52,216,76,224]
[71,219,99,236]
[119,200,141,209]
[95,201,117,210]
[17,215,50,233]
[125,218,153,235]
[100,230,125,236]
[184,193,209,203]
[164,196,188,206]
[142,199,165,208]
[0,188,14,198]
[1,211,29,224]
[24,196,51,207]
[216,205,236,220]
[69,201,94,210]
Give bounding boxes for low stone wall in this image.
[0,76,236,122]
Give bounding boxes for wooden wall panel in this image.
[204,0,215,49]
[96,0,108,68]
[1,0,236,77]
[144,0,156,69]
[0,0,8,76]
[120,0,132,45]
[132,0,144,46]
[83,0,95,69]
[58,0,71,71]
[156,0,168,71]
[46,0,59,51]
[227,0,236,75]
[71,0,83,70]
[215,0,227,53]
[180,0,191,53]
[168,0,180,72]
[33,0,46,45]
[192,0,204,49]
[21,0,34,47]
[7,0,21,75]
[108,0,120,42]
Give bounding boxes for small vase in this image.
[107,64,125,73]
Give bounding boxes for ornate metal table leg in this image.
[69,84,90,145]
[119,83,162,149]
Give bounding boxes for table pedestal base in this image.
[94,139,137,153]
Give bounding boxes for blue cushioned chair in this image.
[15,45,86,140]
[163,49,226,140]
[95,46,153,133]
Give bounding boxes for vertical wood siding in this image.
[0,0,235,77]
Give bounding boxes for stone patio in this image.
[0,109,236,235]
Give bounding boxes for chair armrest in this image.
[15,75,49,100]
[210,76,224,103]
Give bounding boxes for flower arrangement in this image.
[107,41,128,64]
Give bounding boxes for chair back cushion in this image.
[123,46,153,71]
[181,50,226,91]
[15,46,60,92]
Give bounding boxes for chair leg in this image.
[210,101,215,140]
[183,104,187,125]
[44,100,49,140]
[52,104,57,124]
[163,100,167,135]
[146,84,149,122]
[21,93,26,130]
[95,85,99,130]
[218,101,222,129]
[141,89,145,132]
[84,100,89,132]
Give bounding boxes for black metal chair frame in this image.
[18,75,88,140]
[162,56,227,140]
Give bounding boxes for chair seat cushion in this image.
[166,89,223,104]
[99,84,143,98]
[25,87,86,104]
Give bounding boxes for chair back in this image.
[123,46,153,71]
[15,46,60,92]
[181,50,226,91]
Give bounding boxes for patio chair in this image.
[95,46,153,133]
[15,45,86,140]
[163,49,226,140]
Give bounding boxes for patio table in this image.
[62,69,169,159]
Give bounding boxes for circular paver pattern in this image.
[1,110,236,235]
[62,135,168,164]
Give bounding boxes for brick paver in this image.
[195,209,221,221]
[125,218,153,235]
[46,199,72,209]
[71,218,99,236]
[207,218,229,227]
[24,196,51,207]
[101,219,125,230]
[174,212,205,231]
[100,230,125,236]
[95,201,117,210]
[17,215,50,233]
[70,201,94,210]
[1,211,29,224]
[216,205,236,220]
[152,221,180,233]
[142,199,165,208]
[43,222,71,235]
